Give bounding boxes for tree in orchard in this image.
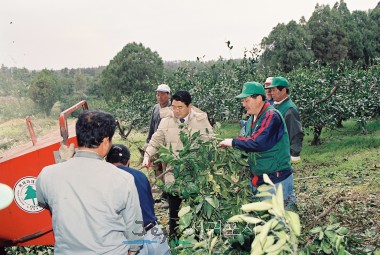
[260,20,313,73]
[28,69,58,116]
[101,42,164,101]
[307,3,349,66]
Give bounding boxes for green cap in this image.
[266,77,289,89]
[236,82,265,99]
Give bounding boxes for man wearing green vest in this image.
[219,82,296,208]
[267,77,304,163]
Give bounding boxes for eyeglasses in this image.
[172,105,185,111]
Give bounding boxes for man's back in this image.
[36,151,143,254]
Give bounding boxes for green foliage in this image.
[258,1,379,71]
[0,66,36,97]
[0,96,38,121]
[307,3,349,65]
[156,129,252,253]
[5,245,54,255]
[28,69,58,116]
[169,61,249,125]
[260,20,313,73]
[108,92,154,131]
[228,179,302,255]
[352,10,377,66]
[287,62,380,144]
[337,2,365,64]
[300,222,351,255]
[101,42,164,101]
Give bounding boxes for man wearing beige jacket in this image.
[143,90,214,238]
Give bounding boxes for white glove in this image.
[142,155,151,168]
[219,138,233,147]
[59,142,75,161]
[291,156,301,164]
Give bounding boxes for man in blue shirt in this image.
[106,144,170,255]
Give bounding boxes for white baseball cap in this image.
[156,84,170,93]
[264,77,273,87]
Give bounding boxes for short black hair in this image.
[276,86,289,94]
[171,91,192,106]
[76,110,116,148]
[106,144,130,165]
[251,94,266,101]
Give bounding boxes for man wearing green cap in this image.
[219,82,296,208]
[267,77,304,163]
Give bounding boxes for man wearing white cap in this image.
[146,84,171,145]
[264,77,274,105]
[145,84,171,208]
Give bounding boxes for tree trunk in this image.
[311,126,323,145]
[336,118,344,128]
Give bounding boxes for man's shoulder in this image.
[160,107,172,119]
[118,165,148,179]
[281,97,298,108]
[192,107,208,121]
[263,107,283,121]
[285,107,300,117]
[39,162,66,177]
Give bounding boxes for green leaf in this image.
[203,201,213,219]
[179,213,193,231]
[263,174,274,186]
[195,200,204,214]
[322,240,332,254]
[257,184,273,192]
[178,206,191,218]
[205,196,219,209]
[236,234,245,245]
[336,227,349,235]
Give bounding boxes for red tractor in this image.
[0,101,88,254]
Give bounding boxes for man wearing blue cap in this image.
[219,82,296,208]
[267,77,304,163]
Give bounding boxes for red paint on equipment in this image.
[0,101,88,247]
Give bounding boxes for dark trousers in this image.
[168,194,182,238]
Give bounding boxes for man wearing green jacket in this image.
[220,82,296,208]
[267,77,304,163]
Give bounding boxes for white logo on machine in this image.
[14,176,44,213]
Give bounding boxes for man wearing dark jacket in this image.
[145,84,171,208]
[267,77,304,163]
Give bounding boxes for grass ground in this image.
[293,120,379,253]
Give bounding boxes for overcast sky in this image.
[0,0,378,70]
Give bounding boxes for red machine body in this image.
[0,101,88,247]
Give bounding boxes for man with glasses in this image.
[143,91,214,239]
[219,82,296,209]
